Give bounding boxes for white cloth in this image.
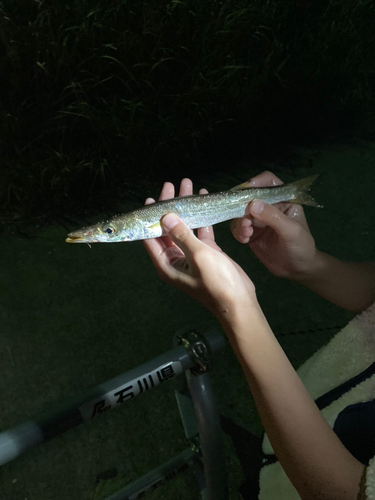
[258,302,375,499]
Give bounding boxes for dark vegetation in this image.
[1,0,374,222]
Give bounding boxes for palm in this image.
[161,233,221,270]
[161,223,249,283]
[250,224,288,275]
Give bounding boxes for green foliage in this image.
[1,0,374,219]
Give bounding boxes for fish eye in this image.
[103,226,115,235]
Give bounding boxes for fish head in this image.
[66,214,142,243]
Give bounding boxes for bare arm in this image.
[297,252,375,312]
[144,179,366,499]
[220,302,365,500]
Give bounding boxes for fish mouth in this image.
[65,235,88,243]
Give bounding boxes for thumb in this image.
[249,199,296,240]
[161,213,202,257]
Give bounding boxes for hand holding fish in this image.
[231,170,318,282]
[143,179,257,319]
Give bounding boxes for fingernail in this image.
[162,213,179,230]
[251,199,264,215]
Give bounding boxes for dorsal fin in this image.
[230,180,253,190]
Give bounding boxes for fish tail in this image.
[289,174,322,207]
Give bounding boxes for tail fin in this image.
[290,174,322,207]
[231,174,322,207]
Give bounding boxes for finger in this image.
[143,194,174,253]
[143,236,184,272]
[159,182,175,201]
[197,188,215,241]
[176,178,195,235]
[249,200,298,240]
[144,186,190,278]
[143,196,169,256]
[154,182,181,248]
[235,170,284,189]
[230,171,283,238]
[178,178,193,197]
[161,213,203,260]
[230,217,254,244]
[251,170,284,187]
[143,236,166,262]
[284,202,310,231]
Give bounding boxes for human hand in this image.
[143,179,257,320]
[231,171,317,281]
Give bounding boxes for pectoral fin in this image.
[146,221,161,231]
[144,220,163,238]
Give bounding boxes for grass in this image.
[1,0,375,222]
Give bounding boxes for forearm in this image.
[218,300,364,500]
[297,251,375,312]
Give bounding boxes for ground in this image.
[0,139,374,499]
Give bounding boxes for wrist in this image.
[291,249,327,286]
[214,292,266,331]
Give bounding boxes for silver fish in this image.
[66,175,320,243]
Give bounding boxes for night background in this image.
[1,0,374,222]
[1,1,375,499]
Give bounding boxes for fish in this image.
[65,175,320,243]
